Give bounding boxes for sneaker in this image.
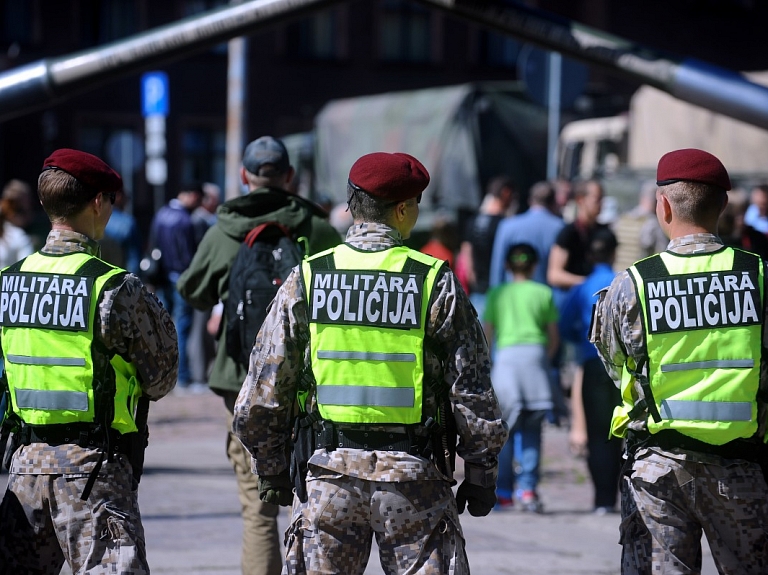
[518,490,544,513]
[494,495,514,511]
[593,506,617,516]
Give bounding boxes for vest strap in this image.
[317,385,415,408]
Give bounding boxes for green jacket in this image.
[177,188,341,394]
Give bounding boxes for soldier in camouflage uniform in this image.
[591,148,768,574]
[0,149,178,574]
[233,152,508,575]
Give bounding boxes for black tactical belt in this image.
[18,423,132,453]
[317,424,428,455]
[628,429,763,462]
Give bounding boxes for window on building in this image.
[98,0,139,43]
[480,30,521,69]
[181,126,226,188]
[286,9,343,60]
[77,124,144,210]
[181,0,228,17]
[378,0,432,64]
[181,0,229,54]
[0,1,34,45]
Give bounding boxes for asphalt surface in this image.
[4,388,718,574]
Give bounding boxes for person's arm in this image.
[101,274,179,400]
[459,241,476,289]
[488,222,508,289]
[547,244,585,289]
[590,273,634,384]
[568,365,587,457]
[428,267,508,488]
[546,321,559,361]
[482,321,494,350]
[232,268,305,476]
[177,227,231,309]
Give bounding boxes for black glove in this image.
[258,470,294,507]
[455,480,496,517]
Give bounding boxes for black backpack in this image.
[225,222,305,368]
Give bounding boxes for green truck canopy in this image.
[313,82,552,223]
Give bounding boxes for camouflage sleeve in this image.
[428,267,508,488]
[98,273,179,400]
[590,269,643,384]
[232,267,305,476]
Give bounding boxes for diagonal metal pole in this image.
[0,0,345,123]
[416,0,768,131]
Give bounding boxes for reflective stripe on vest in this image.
[302,244,442,425]
[317,351,416,362]
[6,354,86,366]
[661,359,754,372]
[618,247,764,445]
[316,385,415,408]
[1,252,141,433]
[658,400,752,422]
[15,389,89,411]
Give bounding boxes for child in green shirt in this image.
[483,243,559,512]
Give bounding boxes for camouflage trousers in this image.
[283,474,468,575]
[620,448,768,575]
[0,455,147,575]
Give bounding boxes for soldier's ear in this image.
[658,192,673,225]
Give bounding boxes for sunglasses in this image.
[103,191,116,205]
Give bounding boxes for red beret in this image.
[656,148,731,191]
[42,148,122,194]
[348,152,429,202]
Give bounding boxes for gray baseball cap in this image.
[242,136,290,175]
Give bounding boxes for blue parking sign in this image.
[142,71,169,117]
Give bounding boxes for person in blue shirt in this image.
[150,181,204,388]
[489,181,563,289]
[102,189,142,274]
[559,227,622,514]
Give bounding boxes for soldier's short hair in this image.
[662,180,726,224]
[38,169,91,222]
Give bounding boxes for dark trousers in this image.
[582,357,624,508]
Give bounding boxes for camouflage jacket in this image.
[4,230,178,476]
[233,222,507,487]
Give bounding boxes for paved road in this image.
[4,389,718,574]
[136,391,718,575]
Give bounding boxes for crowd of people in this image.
[1,141,768,574]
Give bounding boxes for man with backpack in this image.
[177,136,341,575]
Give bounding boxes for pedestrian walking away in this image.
[483,243,559,513]
[591,148,768,574]
[177,135,340,575]
[0,148,179,574]
[233,151,508,574]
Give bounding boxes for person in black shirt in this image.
[459,176,517,315]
